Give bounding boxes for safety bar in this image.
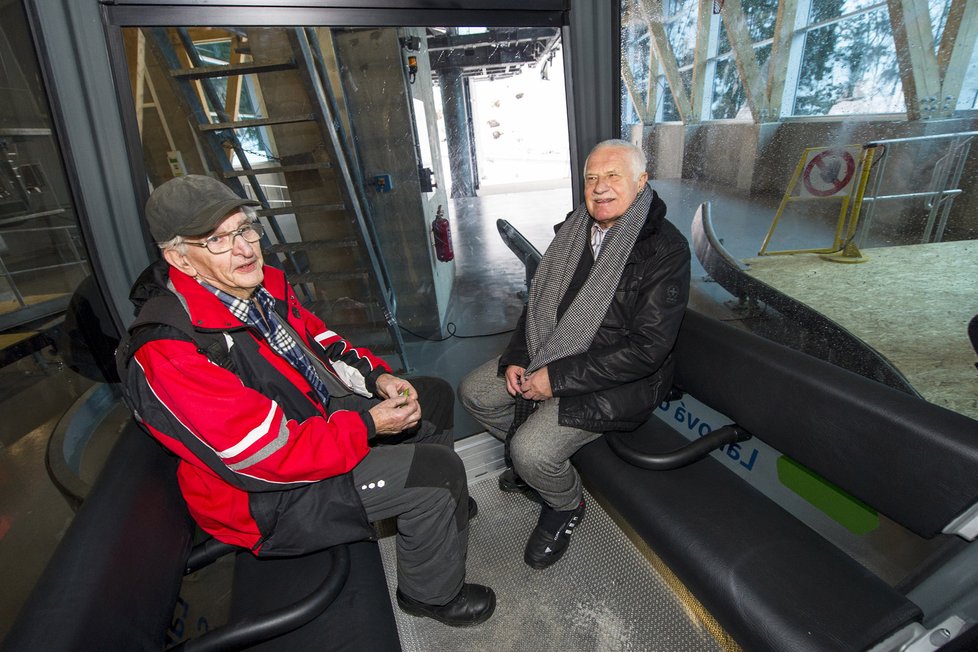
[171,545,351,652]
[606,424,752,471]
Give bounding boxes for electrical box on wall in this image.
[166,150,187,177]
[372,174,393,192]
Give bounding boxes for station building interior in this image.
[1,0,977,650]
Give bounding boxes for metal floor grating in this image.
[379,463,733,652]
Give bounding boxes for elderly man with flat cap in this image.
[116,174,494,626]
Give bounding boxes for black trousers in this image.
[334,376,469,605]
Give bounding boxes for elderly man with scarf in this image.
[459,139,690,569]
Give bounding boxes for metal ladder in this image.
[144,27,409,370]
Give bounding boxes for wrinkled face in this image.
[165,210,264,299]
[584,146,648,228]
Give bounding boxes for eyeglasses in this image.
[184,222,265,254]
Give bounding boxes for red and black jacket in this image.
[118,260,390,555]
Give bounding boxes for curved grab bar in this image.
[171,545,351,652]
[607,424,752,471]
[184,538,239,576]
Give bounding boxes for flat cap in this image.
[145,175,260,242]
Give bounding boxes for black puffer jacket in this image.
[500,190,690,432]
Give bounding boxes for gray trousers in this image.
[335,380,468,606]
[458,358,601,511]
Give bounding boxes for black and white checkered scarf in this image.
[203,282,331,406]
[524,184,652,375]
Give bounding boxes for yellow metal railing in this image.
[758,144,875,263]
[759,131,978,263]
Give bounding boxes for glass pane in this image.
[809,0,885,24]
[665,0,698,68]
[0,0,117,639]
[959,43,978,110]
[622,15,653,123]
[711,44,771,119]
[660,74,682,121]
[741,0,779,42]
[929,0,951,47]
[794,8,904,115]
[718,0,777,56]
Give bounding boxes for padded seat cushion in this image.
[574,419,922,652]
[230,540,401,651]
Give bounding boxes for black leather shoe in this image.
[467,496,478,521]
[523,500,585,570]
[396,583,496,626]
[498,468,543,504]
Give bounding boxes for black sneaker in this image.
[467,496,478,521]
[497,468,543,504]
[523,500,586,569]
[396,583,496,626]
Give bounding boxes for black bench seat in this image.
[576,421,920,651]
[2,418,401,651]
[574,309,978,651]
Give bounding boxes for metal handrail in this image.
[293,28,410,371]
[761,131,977,258]
[858,131,976,245]
[863,131,978,147]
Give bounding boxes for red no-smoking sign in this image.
[801,149,857,197]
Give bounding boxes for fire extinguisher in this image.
[432,205,454,262]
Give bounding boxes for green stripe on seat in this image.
[777,456,879,535]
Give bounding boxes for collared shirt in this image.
[591,223,610,258]
[201,282,331,406]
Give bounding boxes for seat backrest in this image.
[673,309,978,539]
[3,421,194,651]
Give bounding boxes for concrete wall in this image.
[636,115,978,240]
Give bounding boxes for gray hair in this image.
[156,205,258,252]
[586,139,648,181]
[157,235,185,252]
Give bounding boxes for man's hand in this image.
[519,366,552,401]
[375,373,417,405]
[369,395,422,435]
[504,365,527,397]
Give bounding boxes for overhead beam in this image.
[887,0,941,120]
[720,0,767,122]
[937,0,978,113]
[645,38,659,120]
[639,0,692,122]
[428,44,551,71]
[766,0,800,118]
[621,52,651,124]
[689,0,714,122]
[425,27,559,51]
[620,1,656,124]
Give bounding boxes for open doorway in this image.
[120,24,571,382]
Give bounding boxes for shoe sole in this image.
[397,594,496,627]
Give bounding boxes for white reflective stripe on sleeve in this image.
[227,418,291,471]
[218,401,279,459]
[313,330,339,345]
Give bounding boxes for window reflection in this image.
[0,0,119,639]
[795,7,904,116]
[618,0,978,428]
